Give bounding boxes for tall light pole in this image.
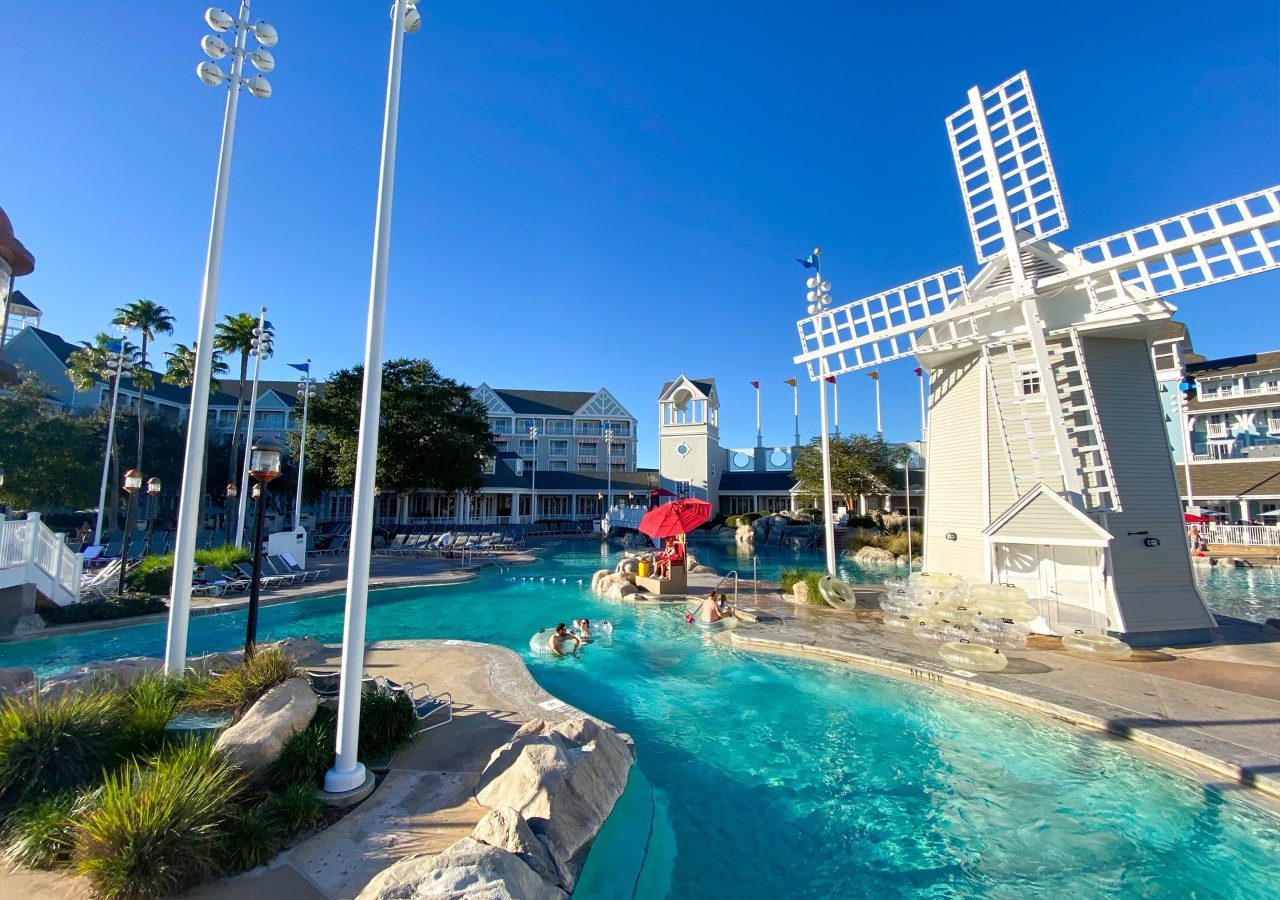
[165,3,277,675]
[324,0,421,797]
[870,370,882,436]
[117,469,143,596]
[803,248,837,576]
[914,366,927,442]
[144,476,162,556]
[784,377,799,448]
[528,423,538,524]
[832,376,840,437]
[93,334,127,546]
[244,441,282,656]
[234,308,272,547]
[291,360,317,530]
[603,426,613,515]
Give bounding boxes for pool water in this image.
[3,542,1278,899]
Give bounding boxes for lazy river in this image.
[1,542,1277,898]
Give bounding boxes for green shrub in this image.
[184,647,299,715]
[126,545,251,595]
[778,568,827,605]
[724,515,739,528]
[120,673,188,756]
[739,512,764,525]
[0,690,128,816]
[357,690,418,761]
[40,594,167,626]
[221,805,278,874]
[846,514,878,529]
[75,739,245,900]
[260,783,324,833]
[3,793,80,869]
[267,716,336,792]
[845,531,916,558]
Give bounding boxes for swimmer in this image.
[548,622,582,657]
[573,618,593,642]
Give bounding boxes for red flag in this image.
[824,375,836,384]
[750,380,759,389]
[913,367,923,376]
[868,371,879,381]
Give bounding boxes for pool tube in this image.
[881,613,916,630]
[574,619,613,641]
[968,629,1027,650]
[914,624,971,644]
[694,616,739,631]
[930,603,979,628]
[877,593,925,616]
[968,583,1030,606]
[818,575,858,610]
[973,616,1031,649]
[1061,632,1132,661]
[529,627,587,656]
[906,572,966,604]
[938,641,1009,673]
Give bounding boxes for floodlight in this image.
[806,276,817,289]
[205,8,235,32]
[197,61,227,86]
[249,47,275,73]
[245,75,272,99]
[806,290,816,302]
[807,304,818,314]
[821,281,831,292]
[201,34,229,60]
[252,21,278,47]
[404,6,422,32]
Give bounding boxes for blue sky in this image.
[2,1,1277,468]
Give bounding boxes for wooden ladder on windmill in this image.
[1046,329,1120,513]
[983,342,1061,498]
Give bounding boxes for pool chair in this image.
[381,678,453,733]
[269,554,318,582]
[233,562,290,589]
[80,558,122,598]
[81,544,105,567]
[261,556,305,585]
[215,567,250,593]
[281,551,329,581]
[303,670,381,701]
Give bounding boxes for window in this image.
[674,480,691,499]
[760,496,789,513]
[548,460,568,471]
[727,496,754,515]
[1018,367,1041,397]
[549,440,569,456]
[1153,348,1175,371]
[577,459,598,470]
[481,457,495,475]
[327,493,353,521]
[518,440,536,457]
[540,496,570,517]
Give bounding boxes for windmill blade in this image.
[1072,186,1280,308]
[793,268,968,379]
[948,71,1069,264]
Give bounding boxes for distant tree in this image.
[164,341,230,510]
[214,313,273,489]
[792,433,910,513]
[0,372,101,512]
[114,299,175,471]
[301,359,495,498]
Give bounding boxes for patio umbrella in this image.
[1184,513,1214,524]
[639,498,712,538]
[649,488,676,497]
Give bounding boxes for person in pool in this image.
[698,591,731,624]
[573,618,593,642]
[548,622,582,657]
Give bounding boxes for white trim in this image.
[979,354,992,581]
[983,481,1114,544]
[990,534,1111,548]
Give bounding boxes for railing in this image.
[1205,424,1230,439]
[576,424,603,435]
[1202,524,1280,547]
[1268,419,1280,435]
[711,570,739,610]
[545,424,574,435]
[1243,384,1280,396]
[0,514,84,607]
[0,519,28,569]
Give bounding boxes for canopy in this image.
[649,488,676,497]
[1184,513,1214,524]
[639,498,711,538]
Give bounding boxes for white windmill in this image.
[794,72,1279,646]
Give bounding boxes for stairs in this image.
[0,514,84,608]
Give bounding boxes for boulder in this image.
[792,581,811,605]
[11,614,45,635]
[214,677,318,776]
[471,806,561,885]
[355,839,566,900]
[854,545,897,564]
[590,569,611,593]
[615,557,639,575]
[593,572,636,597]
[474,717,633,892]
[38,655,164,700]
[604,582,640,601]
[0,666,34,698]
[274,636,323,664]
[735,524,754,544]
[689,564,717,575]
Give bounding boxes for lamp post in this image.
[528,424,538,525]
[293,360,317,530]
[897,460,912,566]
[234,308,272,547]
[244,440,281,656]
[325,0,420,798]
[93,334,127,546]
[603,427,613,514]
[144,476,162,556]
[117,469,143,596]
[804,249,837,577]
[166,3,277,675]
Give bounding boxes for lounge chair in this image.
[215,567,250,593]
[261,556,305,585]
[81,558,122,598]
[382,678,453,733]
[233,562,289,589]
[270,554,318,582]
[303,670,381,700]
[280,552,329,581]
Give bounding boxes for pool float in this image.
[877,593,925,616]
[1061,632,1132,660]
[973,617,1031,649]
[694,616,739,632]
[938,641,1008,673]
[818,575,858,610]
[906,572,965,604]
[930,603,979,628]
[914,624,971,644]
[881,613,917,630]
[529,627,587,656]
[574,619,613,641]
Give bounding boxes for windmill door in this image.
[994,543,1105,631]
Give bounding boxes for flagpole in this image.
[293,360,312,530]
[93,336,127,546]
[873,373,882,435]
[916,367,927,442]
[755,381,762,447]
[790,379,799,448]
[818,373,836,576]
[832,378,840,437]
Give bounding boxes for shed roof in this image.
[1174,462,1280,499]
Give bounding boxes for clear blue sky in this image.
[3,1,1277,468]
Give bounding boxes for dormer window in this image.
[1018,366,1041,397]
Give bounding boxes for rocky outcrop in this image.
[854,545,897,564]
[356,838,566,900]
[593,572,638,600]
[38,655,164,700]
[791,581,811,606]
[471,806,562,886]
[214,677,318,776]
[0,666,34,698]
[735,523,754,544]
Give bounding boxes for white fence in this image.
[0,513,84,606]
[1201,524,1280,547]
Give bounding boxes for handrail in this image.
[711,570,739,610]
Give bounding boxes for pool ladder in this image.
[710,570,739,611]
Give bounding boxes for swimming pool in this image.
[686,537,1280,624]
[2,543,1277,898]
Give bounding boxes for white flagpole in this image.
[234,306,267,548]
[818,375,836,576]
[832,378,840,437]
[93,338,126,546]
[755,382,762,447]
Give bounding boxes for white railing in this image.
[0,519,29,570]
[1202,524,1280,547]
[604,504,648,533]
[1205,423,1230,439]
[0,514,84,607]
[1268,419,1280,435]
[1243,384,1280,397]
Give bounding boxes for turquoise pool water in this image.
[686,538,1280,624]
[2,543,1278,898]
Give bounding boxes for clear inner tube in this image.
[914,624,970,644]
[1061,632,1132,660]
[882,613,916,630]
[694,616,739,631]
[938,641,1009,672]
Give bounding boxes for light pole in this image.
[291,360,317,530]
[144,476,162,556]
[117,469,143,596]
[235,308,272,547]
[166,3,277,675]
[325,0,421,798]
[784,377,799,448]
[603,427,613,514]
[528,424,538,525]
[870,370,882,436]
[915,366,927,442]
[897,460,912,566]
[832,376,840,437]
[804,249,837,576]
[244,440,282,656]
[93,335,127,546]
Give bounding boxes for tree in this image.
[213,313,273,489]
[792,433,910,512]
[301,358,495,499]
[114,299,175,471]
[164,341,230,510]
[0,371,103,512]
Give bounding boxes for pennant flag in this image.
[750,380,760,389]
[868,371,879,381]
[783,377,797,387]
[824,375,836,384]
[287,362,311,374]
[795,253,819,269]
[913,367,922,377]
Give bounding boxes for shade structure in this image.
[650,488,676,497]
[639,498,711,538]
[1184,513,1214,524]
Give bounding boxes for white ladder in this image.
[984,342,1060,498]
[1046,330,1121,513]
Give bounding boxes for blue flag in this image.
[287,362,310,374]
[105,339,123,353]
[795,253,819,269]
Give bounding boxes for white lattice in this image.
[948,72,1068,263]
[795,268,968,378]
[1073,186,1280,308]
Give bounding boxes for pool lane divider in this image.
[729,632,1280,801]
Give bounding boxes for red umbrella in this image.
[639,498,712,538]
[649,488,676,497]
[1184,513,1213,524]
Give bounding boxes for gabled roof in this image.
[983,482,1112,545]
[492,388,598,416]
[24,326,80,365]
[1154,320,1189,343]
[6,289,40,316]
[1188,351,1280,380]
[660,377,716,398]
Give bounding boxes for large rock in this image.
[38,655,164,700]
[474,717,633,892]
[791,581,811,605]
[603,581,640,601]
[471,806,561,886]
[735,524,754,544]
[615,557,639,575]
[11,613,45,635]
[356,838,566,900]
[214,677,318,776]
[593,572,636,597]
[590,569,611,594]
[854,545,897,564]
[274,636,323,663]
[0,666,34,698]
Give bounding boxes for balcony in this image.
[1243,383,1280,397]
[1205,423,1230,440]
[1269,418,1280,435]
[545,423,574,436]
[576,423,603,436]
[490,423,512,435]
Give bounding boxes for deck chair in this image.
[280,551,328,581]
[270,554,318,582]
[81,544,105,567]
[81,558,122,598]
[216,567,250,593]
[234,562,288,589]
[261,556,305,584]
[381,678,453,733]
[304,670,381,700]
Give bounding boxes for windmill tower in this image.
[794,72,1279,646]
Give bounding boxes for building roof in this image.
[1153,320,1187,343]
[6,289,40,316]
[1187,394,1280,414]
[1174,461,1280,499]
[482,464,530,490]
[25,326,80,364]
[660,377,716,397]
[1187,351,1280,379]
[491,388,599,416]
[719,471,797,492]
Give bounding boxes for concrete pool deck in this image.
[696,572,1280,800]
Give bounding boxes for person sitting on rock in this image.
[548,622,582,657]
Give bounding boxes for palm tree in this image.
[114,299,175,471]
[66,333,141,531]
[164,341,229,525]
[214,313,273,538]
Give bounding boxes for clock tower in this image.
[657,376,724,508]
